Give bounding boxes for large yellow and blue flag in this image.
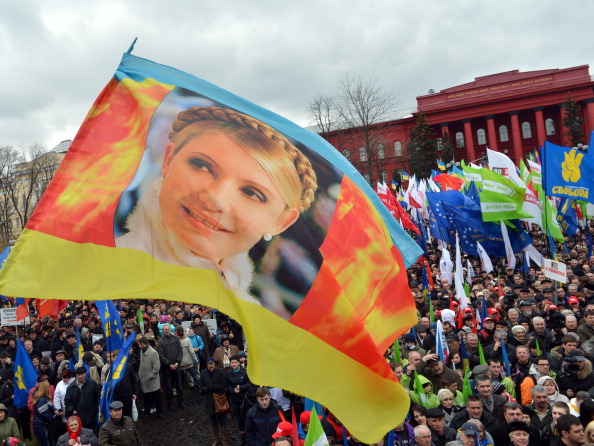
[98,331,135,425]
[0,52,422,442]
[95,300,124,352]
[543,141,594,203]
[15,339,37,408]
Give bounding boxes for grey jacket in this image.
[139,345,161,394]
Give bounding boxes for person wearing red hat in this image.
[478,318,495,345]
[272,421,293,440]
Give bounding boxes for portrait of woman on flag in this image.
[115,92,339,315]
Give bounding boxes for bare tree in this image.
[307,94,337,134]
[0,143,62,243]
[308,74,399,183]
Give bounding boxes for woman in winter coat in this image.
[0,403,19,441]
[201,358,229,446]
[176,325,201,387]
[187,327,205,365]
[32,380,56,446]
[56,415,98,446]
[537,376,570,404]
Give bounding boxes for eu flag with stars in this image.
[15,339,37,408]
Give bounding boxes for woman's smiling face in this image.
[160,132,298,260]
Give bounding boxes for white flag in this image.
[523,244,544,267]
[455,233,468,309]
[466,259,475,283]
[477,241,493,274]
[440,248,453,286]
[500,220,516,271]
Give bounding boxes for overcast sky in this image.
[2,0,594,151]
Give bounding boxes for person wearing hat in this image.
[64,366,101,432]
[557,349,594,399]
[550,336,580,372]
[98,400,142,446]
[506,420,531,446]
[402,333,426,356]
[191,313,211,362]
[76,351,104,386]
[417,354,463,396]
[425,408,456,446]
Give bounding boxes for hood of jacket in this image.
[537,375,560,400]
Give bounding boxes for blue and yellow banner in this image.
[543,141,594,203]
[15,339,37,408]
[96,300,124,352]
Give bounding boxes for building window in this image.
[522,122,532,139]
[455,132,465,148]
[381,171,388,183]
[477,129,486,145]
[545,118,556,136]
[342,149,350,161]
[435,138,443,151]
[359,147,367,162]
[377,144,385,159]
[363,173,370,184]
[394,141,402,157]
[499,125,509,142]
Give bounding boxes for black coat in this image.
[245,400,283,446]
[64,378,101,429]
[0,382,16,418]
[226,366,252,403]
[200,367,227,416]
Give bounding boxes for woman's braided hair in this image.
[169,106,317,212]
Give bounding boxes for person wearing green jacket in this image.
[0,403,19,441]
[411,375,440,409]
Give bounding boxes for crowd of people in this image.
[0,223,592,446]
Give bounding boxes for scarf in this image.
[67,415,82,440]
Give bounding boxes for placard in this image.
[0,308,30,326]
[204,319,218,337]
[543,258,567,283]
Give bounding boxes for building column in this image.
[485,114,498,151]
[584,99,594,140]
[440,122,452,162]
[462,119,476,162]
[559,104,570,147]
[533,107,546,148]
[509,111,523,164]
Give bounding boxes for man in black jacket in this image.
[491,401,542,446]
[64,366,101,432]
[425,408,456,446]
[245,387,283,446]
[157,323,183,411]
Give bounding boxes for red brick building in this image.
[321,65,594,183]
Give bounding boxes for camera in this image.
[563,362,580,374]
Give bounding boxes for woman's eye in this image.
[189,157,212,173]
[242,187,267,203]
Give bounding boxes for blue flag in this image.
[543,141,594,203]
[557,198,578,237]
[95,300,124,352]
[15,339,37,408]
[501,340,511,377]
[98,332,136,425]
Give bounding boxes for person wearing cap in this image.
[272,421,293,444]
[403,333,427,356]
[478,318,496,346]
[455,421,483,446]
[553,414,584,446]
[557,349,594,398]
[417,354,463,396]
[64,366,101,432]
[98,400,142,446]
[425,408,456,446]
